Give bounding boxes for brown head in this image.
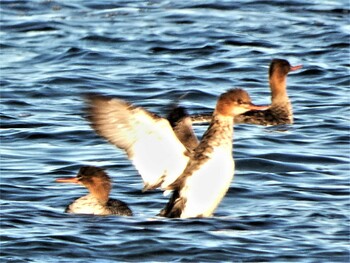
[215,89,269,117]
[55,166,112,204]
[269,59,302,100]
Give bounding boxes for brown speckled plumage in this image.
[160,89,261,218]
[159,114,234,218]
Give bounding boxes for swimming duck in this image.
[55,166,133,216]
[191,59,302,126]
[87,89,267,218]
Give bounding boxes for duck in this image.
[55,166,133,216]
[190,59,302,126]
[159,89,268,218]
[87,89,267,218]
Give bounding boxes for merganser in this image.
[159,89,268,218]
[191,59,302,126]
[87,89,267,218]
[55,166,133,216]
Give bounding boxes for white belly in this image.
[180,148,235,218]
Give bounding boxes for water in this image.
[1,0,349,262]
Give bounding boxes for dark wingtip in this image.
[167,106,189,127]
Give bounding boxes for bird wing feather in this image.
[87,95,190,190]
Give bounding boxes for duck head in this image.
[56,166,112,204]
[215,89,269,117]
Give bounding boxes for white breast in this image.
[67,194,109,215]
[180,147,235,218]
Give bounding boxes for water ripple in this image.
[1,0,349,262]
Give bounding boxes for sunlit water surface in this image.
[1,1,349,262]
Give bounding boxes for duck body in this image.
[160,114,234,218]
[234,100,292,125]
[160,89,267,218]
[66,194,132,216]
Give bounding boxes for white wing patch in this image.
[87,96,189,190]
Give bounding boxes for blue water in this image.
[1,0,349,262]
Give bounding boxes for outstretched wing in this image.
[86,95,190,190]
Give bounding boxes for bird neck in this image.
[270,74,288,104]
[87,181,111,205]
[202,113,234,150]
